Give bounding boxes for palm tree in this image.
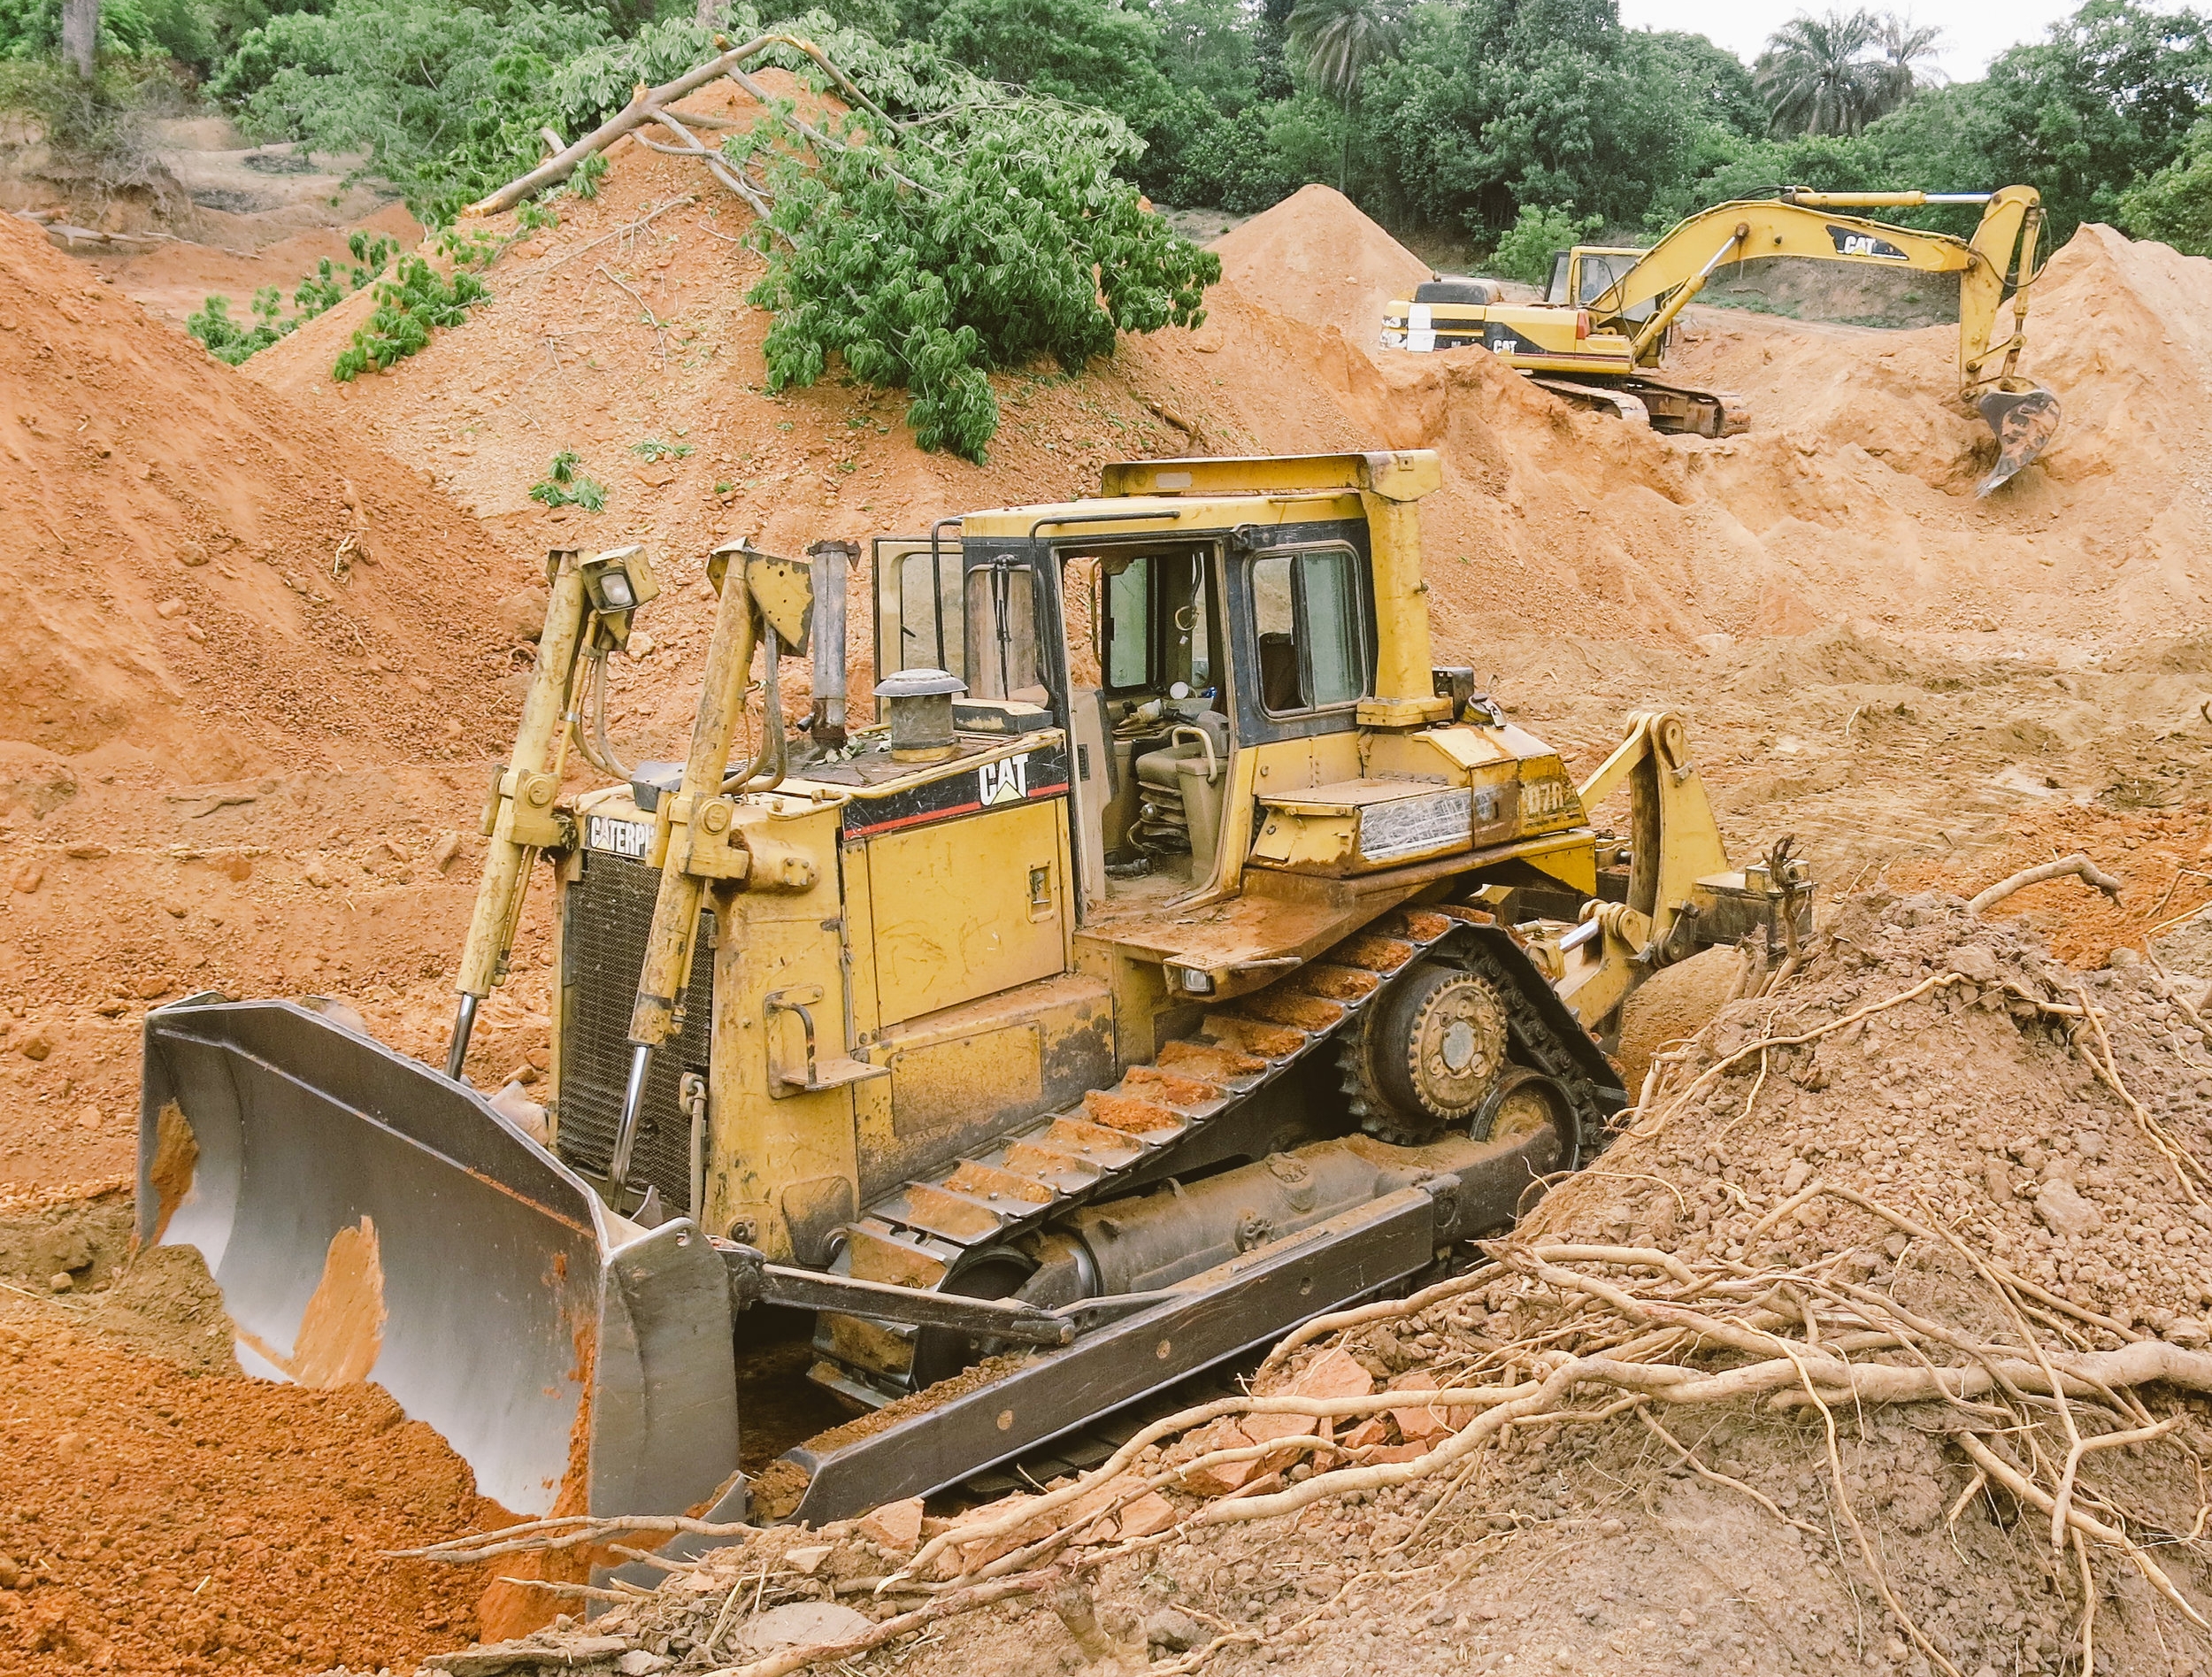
[1288,0,1402,192]
[1755,9,1884,136]
[1871,13,1947,108]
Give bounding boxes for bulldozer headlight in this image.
[589,568,637,612]
[1171,964,1213,995]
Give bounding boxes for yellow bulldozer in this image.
[137,451,1809,1539]
[1381,186,2060,495]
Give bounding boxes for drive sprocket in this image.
[1340,961,1510,1144]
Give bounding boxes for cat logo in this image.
[586,814,655,858]
[1829,226,1909,261]
[979,754,1031,806]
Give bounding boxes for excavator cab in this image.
[1545,247,1656,325]
[139,451,1812,1542]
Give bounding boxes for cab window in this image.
[1096,550,1215,698]
[1545,250,1571,305]
[1248,546,1364,714]
[874,542,964,681]
[964,562,1045,699]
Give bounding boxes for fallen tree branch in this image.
[1969,853,2123,915]
[467,33,829,215]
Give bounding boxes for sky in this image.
[1616,0,2083,80]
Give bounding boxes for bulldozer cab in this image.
[874,488,1386,919]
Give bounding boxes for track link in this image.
[828,904,1627,1396]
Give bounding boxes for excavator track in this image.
[826,902,1624,1398]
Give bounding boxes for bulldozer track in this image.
[837,902,1625,1391]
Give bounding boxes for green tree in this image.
[1357,0,1719,239]
[2123,112,2212,250]
[927,0,1164,112]
[1755,9,1886,135]
[741,65,1217,460]
[1489,203,1597,283]
[1970,0,2210,243]
[1871,12,1945,104]
[1287,0,1400,188]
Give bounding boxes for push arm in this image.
[610,544,813,1190]
[447,547,657,1079]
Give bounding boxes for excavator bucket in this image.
[137,998,741,1520]
[1975,384,2062,496]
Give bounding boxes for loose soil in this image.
[0,94,2208,1676]
[488,892,2212,1677]
[0,1285,498,1675]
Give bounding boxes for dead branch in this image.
[545,196,699,272]
[703,1571,1051,1677]
[394,1512,756,1564]
[639,110,779,224]
[1968,853,2123,915]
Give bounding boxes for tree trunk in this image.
[61,0,97,79]
[695,0,717,23]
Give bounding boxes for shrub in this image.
[529,450,606,512]
[744,87,1217,461]
[332,254,488,380]
[1487,204,1601,287]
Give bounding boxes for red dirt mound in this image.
[0,1292,499,1675]
[1208,183,1433,343]
[0,210,547,1194]
[0,211,523,772]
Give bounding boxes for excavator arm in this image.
[1585,187,2056,494]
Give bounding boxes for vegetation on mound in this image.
[330,252,488,380]
[186,228,396,365]
[740,81,1215,461]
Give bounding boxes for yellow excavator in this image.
[1381,186,2060,496]
[137,451,1809,1542]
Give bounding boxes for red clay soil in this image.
[1886,801,2212,967]
[0,206,557,1191]
[0,1293,498,1675]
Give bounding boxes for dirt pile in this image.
[0,1280,499,1675]
[0,207,551,1193]
[0,210,520,766]
[1208,183,1432,343]
[457,893,2212,1677]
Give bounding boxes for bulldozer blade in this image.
[1975,385,2061,496]
[138,998,740,1520]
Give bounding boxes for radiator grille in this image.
[555,850,715,1217]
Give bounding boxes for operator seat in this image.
[1131,708,1229,868]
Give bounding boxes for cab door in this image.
[872,535,965,697]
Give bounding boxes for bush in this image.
[742,69,1217,461]
[332,254,488,379]
[1487,204,1599,286]
[188,288,286,363]
[529,450,605,512]
[187,228,396,365]
[0,60,182,202]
